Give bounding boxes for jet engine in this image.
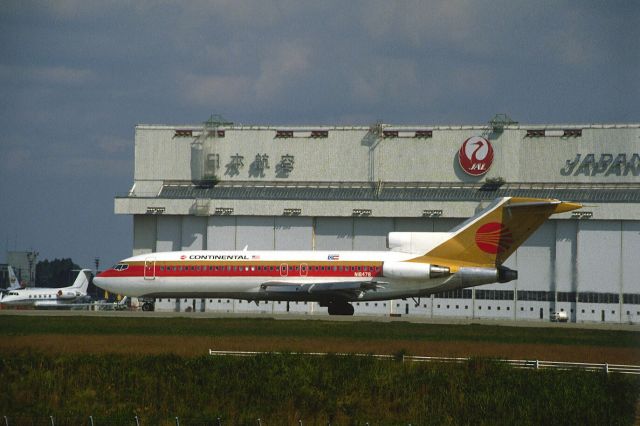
[56,290,79,299]
[382,261,451,280]
[452,266,518,287]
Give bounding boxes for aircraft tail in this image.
[411,197,581,268]
[69,269,92,293]
[7,266,21,290]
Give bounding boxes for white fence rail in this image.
[208,350,640,375]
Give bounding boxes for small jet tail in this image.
[412,197,581,268]
[69,269,92,293]
[7,266,21,290]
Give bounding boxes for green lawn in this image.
[1,315,638,348]
[0,352,638,425]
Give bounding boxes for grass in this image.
[1,351,638,425]
[1,315,638,348]
[1,316,638,424]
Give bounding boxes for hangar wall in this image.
[118,121,640,323]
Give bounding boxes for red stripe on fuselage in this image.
[99,261,384,279]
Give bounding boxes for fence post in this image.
[3,415,8,426]
[89,416,94,426]
[50,416,55,426]
[175,416,180,426]
[135,415,140,426]
[217,417,222,426]
[257,419,262,426]
[605,363,609,374]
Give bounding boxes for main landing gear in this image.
[327,301,354,316]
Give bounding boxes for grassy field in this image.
[1,315,639,363]
[1,351,638,425]
[1,315,639,424]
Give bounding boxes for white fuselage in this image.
[94,249,481,302]
[0,287,87,307]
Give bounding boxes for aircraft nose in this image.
[93,276,109,290]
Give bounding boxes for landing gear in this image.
[142,302,154,312]
[327,301,354,316]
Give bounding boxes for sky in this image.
[0,1,638,271]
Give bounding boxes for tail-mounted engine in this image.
[382,262,451,280]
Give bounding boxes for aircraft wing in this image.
[259,280,386,300]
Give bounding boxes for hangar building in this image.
[114,116,640,323]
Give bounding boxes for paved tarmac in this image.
[1,308,638,331]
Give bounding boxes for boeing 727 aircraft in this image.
[0,269,92,308]
[94,197,581,315]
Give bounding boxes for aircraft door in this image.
[280,263,288,277]
[300,263,308,277]
[144,258,156,280]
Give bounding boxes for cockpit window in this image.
[114,263,129,271]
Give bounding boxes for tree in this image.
[35,258,80,288]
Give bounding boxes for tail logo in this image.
[458,136,494,176]
[475,222,514,254]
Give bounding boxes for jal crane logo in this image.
[458,136,494,176]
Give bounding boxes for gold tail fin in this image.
[410,197,581,267]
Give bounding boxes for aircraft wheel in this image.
[142,302,154,312]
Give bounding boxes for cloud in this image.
[31,66,97,86]
[254,41,311,101]
[180,73,254,107]
[0,65,96,86]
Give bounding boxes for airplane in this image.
[0,266,23,299]
[0,269,92,308]
[94,197,581,315]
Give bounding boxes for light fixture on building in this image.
[174,129,193,137]
[525,129,545,137]
[422,209,443,217]
[563,129,583,137]
[310,130,328,138]
[214,207,234,215]
[414,130,433,138]
[275,130,294,138]
[283,208,302,216]
[571,211,592,219]
[352,209,372,216]
[146,207,166,214]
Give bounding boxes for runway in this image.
[1,308,638,331]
